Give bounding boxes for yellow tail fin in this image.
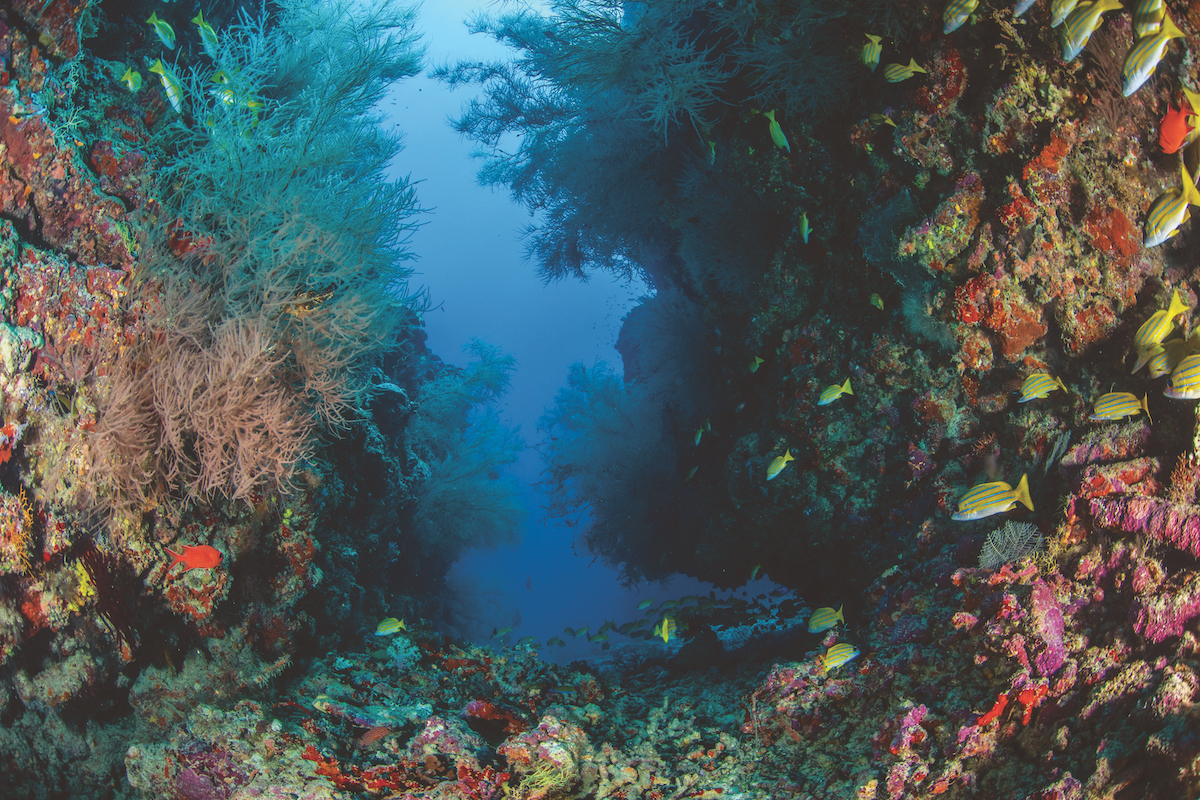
[1141,393,1153,424]
[1166,288,1191,321]
[1161,11,1184,41]
[1181,163,1200,206]
[1014,473,1034,512]
[843,378,854,395]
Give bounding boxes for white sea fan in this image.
[979,522,1045,570]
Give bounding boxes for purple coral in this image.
[1131,571,1200,644]
[1089,496,1200,557]
[1030,579,1067,677]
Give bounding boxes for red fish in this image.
[166,544,223,571]
[1159,104,1195,153]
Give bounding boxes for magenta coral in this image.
[1030,579,1067,677]
[1089,495,1200,557]
[1131,571,1200,644]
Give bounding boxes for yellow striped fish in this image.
[149,59,184,114]
[863,34,883,72]
[944,0,979,32]
[818,378,853,406]
[765,109,790,152]
[374,617,406,636]
[1123,12,1184,96]
[884,58,926,83]
[1145,163,1200,247]
[952,474,1034,521]
[766,449,794,481]
[1050,0,1080,25]
[1164,353,1200,399]
[1061,0,1123,62]
[1133,0,1166,38]
[821,642,861,673]
[808,605,844,633]
[1056,0,1084,24]
[1133,289,1190,359]
[1089,392,1151,422]
[656,616,676,643]
[1018,373,1067,402]
[1147,339,1188,379]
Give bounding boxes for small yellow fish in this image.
[1050,0,1081,25]
[808,605,844,633]
[766,449,794,481]
[546,636,566,647]
[1146,339,1188,379]
[587,631,609,643]
[491,626,512,639]
[952,474,1034,521]
[638,597,654,610]
[884,58,926,83]
[750,563,762,580]
[818,378,853,406]
[1132,0,1166,37]
[862,34,882,72]
[821,642,861,672]
[685,465,698,482]
[944,0,980,33]
[516,635,539,646]
[749,355,765,373]
[149,59,184,114]
[147,12,176,49]
[1133,289,1189,358]
[572,626,589,638]
[1061,0,1123,63]
[659,616,676,643]
[870,293,884,310]
[1144,164,1200,247]
[1122,10,1183,96]
[1017,373,1067,402]
[869,113,897,127]
[765,109,790,152]
[1089,392,1151,422]
[374,617,406,636]
[799,211,811,244]
[120,67,142,93]
[193,10,220,58]
[1164,353,1200,399]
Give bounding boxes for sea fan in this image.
[979,522,1045,570]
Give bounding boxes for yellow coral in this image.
[67,559,96,614]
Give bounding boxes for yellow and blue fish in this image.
[374,617,406,636]
[120,67,142,93]
[655,616,676,643]
[1144,163,1200,247]
[766,449,793,481]
[944,0,979,33]
[808,605,844,633]
[799,211,811,244]
[1050,0,1081,26]
[1132,289,1190,368]
[694,418,711,445]
[1090,392,1151,422]
[149,59,184,114]
[1164,353,1200,399]
[821,642,860,673]
[869,113,897,127]
[1133,0,1166,37]
[749,355,764,373]
[1018,373,1067,402]
[750,563,763,580]
[193,10,220,59]
[870,293,884,310]
[952,474,1034,521]
[818,378,853,406]
[863,34,883,72]
[637,597,654,610]
[884,58,926,83]
[1061,0,1123,62]
[765,110,789,153]
[147,12,176,49]
[1146,339,1188,379]
[1123,11,1184,96]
